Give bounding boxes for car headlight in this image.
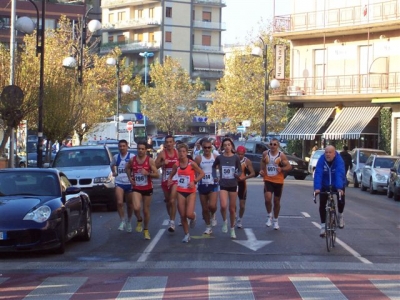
[28,159,37,165]
[375,174,387,181]
[94,173,113,183]
[288,160,298,166]
[23,205,51,223]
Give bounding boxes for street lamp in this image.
[139,51,154,135]
[252,37,280,142]
[62,10,101,84]
[15,0,46,167]
[106,57,131,140]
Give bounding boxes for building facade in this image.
[99,0,226,135]
[271,0,400,156]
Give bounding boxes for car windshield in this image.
[312,150,325,160]
[0,171,59,197]
[373,158,397,169]
[359,150,386,163]
[53,149,110,167]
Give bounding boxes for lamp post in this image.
[252,37,280,142]
[15,0,46,167]
[106,57,131,140]
[139,51,154,135]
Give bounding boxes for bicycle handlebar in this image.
[313,190,342,204]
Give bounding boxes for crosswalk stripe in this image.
[208,276,255,300]
[370,279,400,300]
[289,277,348,300]
[116,276,168,299]
[0,277,8,285]
[23,277,87,300]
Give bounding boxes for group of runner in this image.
[110,135,293,243]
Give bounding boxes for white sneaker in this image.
[182,234,191,243]
[236,218,243,229]
[203,226,212,235]
[126,222,132,233]
[178,221,182,226]
[168,220,175,232]
[211,213,217,227]
[265,215,272,227]
[222,220,228,233]
[320,223,326,237]
[118,220,126,231]
[273,219,279,230]
[338,213,345,229]
[190,212,197,229]
[230,228,236,239]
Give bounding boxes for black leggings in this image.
[319,189,345,223]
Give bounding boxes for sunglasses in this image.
[203,146,212,149]
[269,143,278,146]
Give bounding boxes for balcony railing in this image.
[193,0,226,6]
[102,18,161,31]
[193,20,226,30]
[283,72,400,96]
[102,0,161,8]
[192,70,223,79]
[193,44,224,53]
[100,41,160,54]
[274,0,399,32]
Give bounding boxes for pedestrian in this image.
[168,143,205,243]
[340,146,352,186]
[260,138,292,230]
[194,138,219,235]
[125,142,159,240]
[193,139,202,157]
[110,139,134,232]
[155,135,179,232]
[235,145,255,229]
[314,145,346,236]
[146,137,154,157]
[212,138,242,239]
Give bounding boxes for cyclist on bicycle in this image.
[313,145,346,237]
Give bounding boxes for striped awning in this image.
[323,106,380,140]
[280,107,334,140]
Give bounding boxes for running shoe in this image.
[190,212,197,229]
[203,226,212,235]
[265,216,272,227]
[144,229,151,240]
[168,220,175,232]
[118,220,126,231]
[182,234,191,243]
[230,228,236,239]
[338,213,345,229]
[273,219,280,230]
[126,222,132,233]
[236,218,243,229]
[178,221,182,226]
[222,220,228,233]
[135,221,143,233]
[211,213,217,227]
[320,223,326,237]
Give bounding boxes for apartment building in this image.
[99,0,226,135]
[271,0,400,155]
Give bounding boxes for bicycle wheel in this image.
[325,208,331,252]
[330,210,337,248]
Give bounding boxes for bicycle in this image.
[313,188,341,252]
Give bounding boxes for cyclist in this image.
[313,145,346,237]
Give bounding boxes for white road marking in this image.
[233,228,272,251]
[301,212,311,218]
[312,221,373,264]
[209,276,255,300]
[370,279,400,300]
[23,277,87,300]
[137,229,166,262]
[162,219,169,226]
[116,276,167,299]
[290,277,348,300]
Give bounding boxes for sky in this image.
[222,0,292,45]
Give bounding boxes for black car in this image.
[0,168,92,254]
[387,158,400,201]
[19,151,56,168]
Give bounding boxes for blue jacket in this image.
[313,152,345,191]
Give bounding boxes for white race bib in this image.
[222,166,235,179]
[202,172,213,184]
[177,175,190,188]
[134,173,148,186]
[266,165,278,176]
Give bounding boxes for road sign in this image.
[242,120,251,127]
[126,121,133,132]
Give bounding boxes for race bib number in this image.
[164,168,172,181]
[202,172,213,184]
[266,165,278,176]
[222,166,235,179]
[135,173,148,186]
[118,167,125,175]
[177,175,190,188]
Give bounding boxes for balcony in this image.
[274,0,400,33]
[100,41,160,54]
[193,44,224,53]
[193,0,226,6]
[101,0,161,9]
[102,18,161,31]
[192,70,223,79]
[193,20,226,31]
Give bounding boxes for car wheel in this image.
[369,179,377,194]
[353,174,359,188]
[360,177,367,191]
[387,183,394,198]
[294,175,307,180]
[79,205,92,241]
[54,218,66,254]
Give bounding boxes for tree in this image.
[140,58,203,134]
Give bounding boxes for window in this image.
[118,11,126,21]
[117,35,125,43]
[137,33,143,42]
[138,9,143,18]
[108,13,114,23]
[108,36,114,43]
[149,8,154,18]
[202,35,211,46]
[166,7,172,18]
[202,11,211,22]
[165,31,172,42]
[314,49,326,90]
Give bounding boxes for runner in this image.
[155,135,179,232]
[110,139,134,232]
[194,138,219,235]
[126,142,159,240]
[168,143,205,243]
[235,145,255,229]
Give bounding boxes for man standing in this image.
[110,139,134,232]
[126,142,159,240]
[155,135,179,232]
[340,146,352,186]
[260,138,292,230]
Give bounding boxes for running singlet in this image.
[162,149,179,183]
[113,153,131,185]
[176,161,196,193]
[263,150,284,184]
[131,155,153,190]
[199,154,216,185]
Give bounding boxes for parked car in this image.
[308,149,325,176]
[0,168,92,254]
[387,158,400,201]
[51,145,116,211]
[360,154,398,194]
[19,151,56,168]
[106,144,138,157]
[235,140,309,179]
[347,148,387,188]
